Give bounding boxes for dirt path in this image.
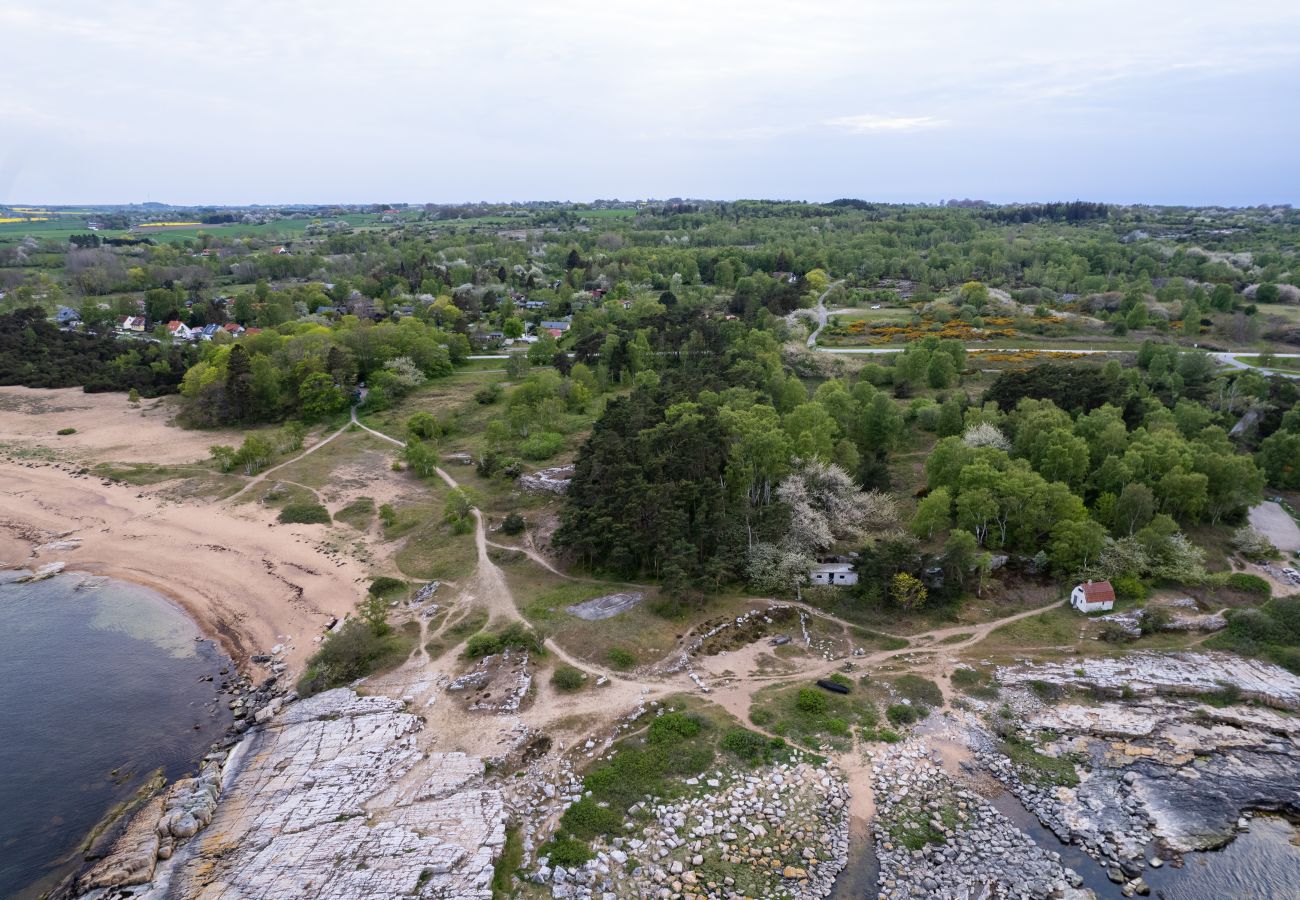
[806,280,846,348]
[227,419,351,501]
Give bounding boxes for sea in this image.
[0,570,233,898]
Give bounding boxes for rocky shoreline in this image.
[871,738,1091,900]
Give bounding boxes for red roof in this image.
[166,320,184,331]
[1079,581,1116,603]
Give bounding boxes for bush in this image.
[278,502,331,524]
[796,687,828,715]
[296,619,412,696]
[1110,574,1148,602]
[464,622,544,659]
[886,703,919,726]
[56,427,76,435]
[501,512,526,535]
[475,383,503,405]
[518,431,565,461]
[551,665,586,692]
[892,674,943,708]
[560,799,622,839]
[877,727,901,743]
[1226,573,1271,597]
[378,503,397,527]
[540,835,591,867]
[1139,605,1172,635]
[648,712,703,744]
[368,576,406,598]
[720,728,773,763]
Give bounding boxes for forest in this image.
[3,198,1300,622]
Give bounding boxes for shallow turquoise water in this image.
[0,571,232,898]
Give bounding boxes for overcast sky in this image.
[3,1,1298,205]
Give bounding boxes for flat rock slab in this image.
[1249,501,1300,553]
[565,591,644,620]
[127,688,504,899]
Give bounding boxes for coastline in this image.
[0,457,366,672]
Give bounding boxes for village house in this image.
[118,315,146,332]
[223,322,245,337]
[1070,580,1116,613]
[199,323,222,340]
[54,305,81,326]
[810,562,858,587]
[165,320,194,341]
[540,318,571,333]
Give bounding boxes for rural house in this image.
[118,315,146,332]
[811,562,858,587]
[1070,580,1116,613]
[165,320,193,340]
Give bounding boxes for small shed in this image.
[811,562,857,587]
[1070,580,1115,613]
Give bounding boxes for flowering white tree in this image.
[962,422,1011,452]
[776,459,897,556]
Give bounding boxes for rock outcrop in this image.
[78,688,505,899]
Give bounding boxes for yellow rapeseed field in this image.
[137,221,203,228]
[0,216,50,224]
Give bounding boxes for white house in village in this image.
[811,562,858,587]
[1070,580,1116,613]
[165,320,193,341]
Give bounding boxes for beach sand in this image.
[0,461,364,671]
[0,387,367,673]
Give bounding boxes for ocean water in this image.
[0,571,232,898]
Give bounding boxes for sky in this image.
[2,1,1299,206]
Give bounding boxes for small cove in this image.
[0,570,233,898]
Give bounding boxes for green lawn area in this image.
[1235,354,1300,372]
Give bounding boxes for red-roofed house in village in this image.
[165,320,193,340]
[1070,580,1115,613]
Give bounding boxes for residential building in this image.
[810,563,858,587]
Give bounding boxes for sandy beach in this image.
[0,387,367,673]
[0,461,365,671]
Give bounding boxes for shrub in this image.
[551,665,586,692]
[559,799,622,839]
[518,431,565,460]
[893,674,943,708]
[1110,574,1148,602]
[501,512,526,535]
[475,383,503,405]
[540,835,591,867]
[56,427,76,435]
[378,503,397,527]
[296,619,412,696]
[1232,526,1277,561]
[886,703,919,726]
[606,647,636,669]
[796,687,828,715]
[648,712,703,744]
[1225,573,1271,597]
[1139,605,1172,635]
[877,728,902,743]
[368,576,406,598]
[720,728,772,763]
[278,502,331,524]
[464,622,544,659]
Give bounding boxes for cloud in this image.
[824,115,947,134]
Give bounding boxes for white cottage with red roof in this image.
[1070,580,1116,613]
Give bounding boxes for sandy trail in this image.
[0,462,365,672]
[226,419,351,501]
